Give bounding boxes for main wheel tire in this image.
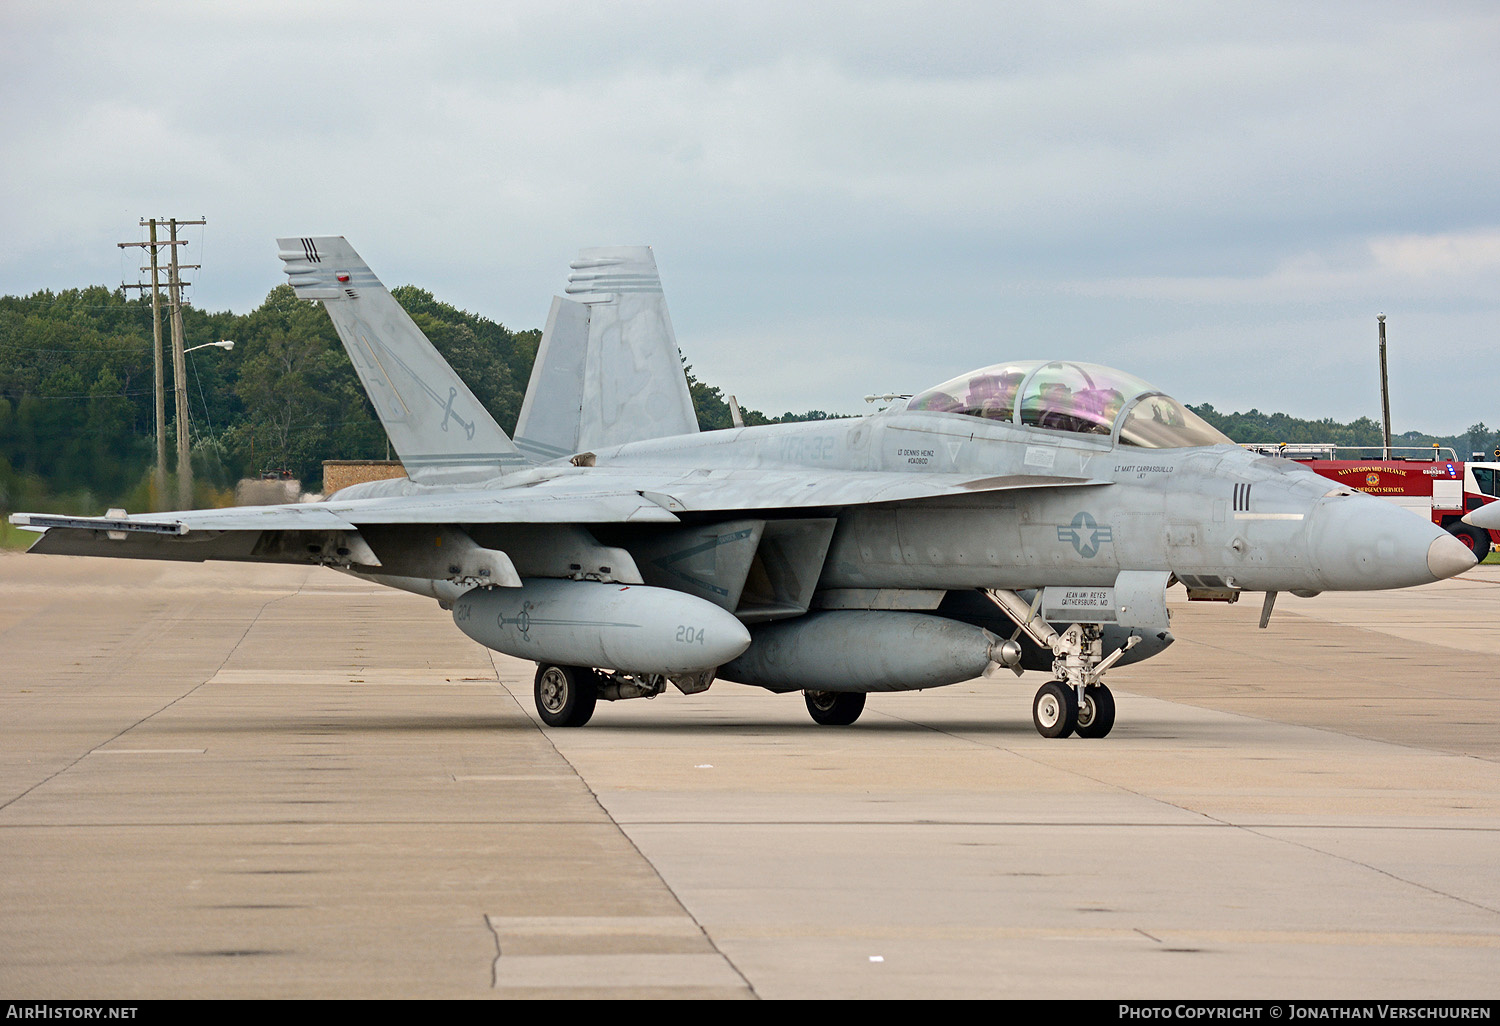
[804,690,866,726]
[534,664,598,728]
[1075,684,1116,739]
[1447,523,1491,562]
[1032,680,1078,739]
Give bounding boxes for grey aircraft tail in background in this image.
[11,237,1477,737]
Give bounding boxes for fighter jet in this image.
[11,238,1477,738]
[1462,500,1500,532]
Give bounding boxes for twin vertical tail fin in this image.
[277,236,530,484]
[514,246,699,461]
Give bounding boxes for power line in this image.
[0,342,152,354]
[0,389,157,401]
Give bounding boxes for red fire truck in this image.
[1245,445,1500,561]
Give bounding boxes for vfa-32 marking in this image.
[11,241,1476,739]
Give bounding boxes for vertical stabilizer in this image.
[514,246,699,461]
[277,237,529,483]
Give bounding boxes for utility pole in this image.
[1378,314,1392,459]
[120,220,179,509]
[119,217,203,510]
[166,217,204,508]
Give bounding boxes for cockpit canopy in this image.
[906,360,1230,449]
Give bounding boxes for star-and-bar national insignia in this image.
[1057,511,1114,558]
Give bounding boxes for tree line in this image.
[0,284,832,515]
[1188,404,1491,460]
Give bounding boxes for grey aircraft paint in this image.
[11,238,1476,736]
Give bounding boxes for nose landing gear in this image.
[988,589,1139,739]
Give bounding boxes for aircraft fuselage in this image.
[574,410,1466,597]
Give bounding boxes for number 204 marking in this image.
[676,625,705,645]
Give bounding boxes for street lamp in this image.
[185,340,234,354]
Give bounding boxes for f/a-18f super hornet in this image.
[1463,500,1500,532]
[12,238,1477,738]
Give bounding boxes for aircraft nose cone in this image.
[1427,532,1478,580]
[1308,493,1471,590]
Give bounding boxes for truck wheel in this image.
[1447,523,1491,562]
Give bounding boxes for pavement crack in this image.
[0,575,306,813]
[485,914,502,988]
[487,650,760,998]
[1235,824,1500,919]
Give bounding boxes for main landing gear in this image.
[532,664,714,727]
[534,664,599,728]
[804,690,866,726]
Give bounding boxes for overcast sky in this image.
[3,1,1497,432]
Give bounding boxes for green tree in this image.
[1467,423,1491,458]
[84,366,138,496]
[392,286,526,431]
[229,285,363,483]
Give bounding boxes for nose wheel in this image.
[1032,681,1116,739]
[1032,681,1077,738]
[1075,684,1116,738]
[985,590,1139,740]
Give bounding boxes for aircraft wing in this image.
[9,487,682,566]
[11,489,679,543]
[10,469,1103,560]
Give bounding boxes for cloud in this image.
[1,2,1498,431]
[1054,228,1500,306]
